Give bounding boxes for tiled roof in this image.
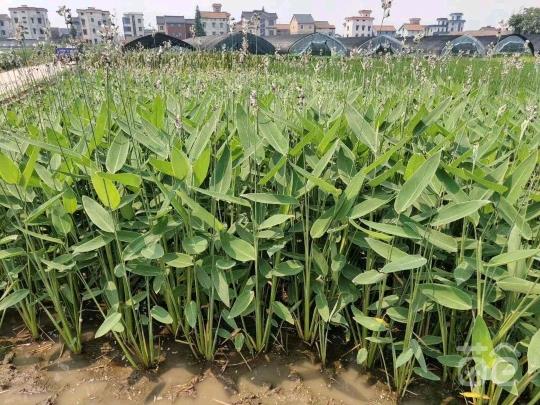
[200,11,230,19]
[292,14,315,24]
[315,21,335,29]
[400,24,424,31]
[374,25,396,32]
[274,24,290,30]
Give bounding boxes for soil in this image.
[0,316,456,405]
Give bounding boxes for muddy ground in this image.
[0,316,456,405]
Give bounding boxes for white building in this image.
[200,3,230,36]
[76,7,112,44]
[424,13,466,36]
[123,12,144,40]
[8,5,50,40]
[397,18,424,38]
[374,25,396,37]
[241,9,277,36]
[344,10,375,38]
[0,14,12,39]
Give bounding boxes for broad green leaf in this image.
[91,173,121,210]
[166,253,194,268]
[497,276,540,295]
[106,133,129,173]
[394,152,441,213]
[356,348,368,365]
[171,146,190,181]
[258,115,289,155]
[353,313,387,332]
[420,283,472,310]
[504,151,537,205]
[242,193,298,205]
[528,329,540,374]
[0,289,29,311]
[73,235,114,254]
[431,200,490,227]
[381,255,427,274]
[0,151,20,184]
[95,312,122,338]
[228,290,254,319]
[487,249,540,267]
[345,104,378,153]
[272,261,303,277]
[182,236,208,255]
[272,301,294,325]
[352,270,386,285]
[258,214,294,230]
[192,146,211,187]
[472,316,496,369]
[220,233,256,262]
[185,300,198,328]
[211,145,231,193]
[315,293,330,322]
[150,305,173,324]
[82,196,115,233]
[396,348,414,368]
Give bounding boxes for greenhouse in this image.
[289,33,348,56]
[123,33,194,52]
[185,32,275,54]
[442,35,486,56]
[354,35,405,55]
[494,34,535,55]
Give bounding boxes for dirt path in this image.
[0,63,65,101]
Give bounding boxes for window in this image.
[300,24,303,29]
[14,18,18,23]
[38,18,42,24]
[92,28,96,33]
[91,18,94,23]
[356,25,359,31]
[83,29,87,35]
[81,18,86,26]
[368,26,371,31]
[31,17,34,23]
[212,22,215,27]
[0,21,3,26]
[137,19,142,24]
[94,38,98,43]
[1,30,5,35]
[220,22,223,28]
[362,25,365,30]
[33,28,36,34]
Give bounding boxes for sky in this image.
[1,0,538,34]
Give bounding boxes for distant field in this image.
[0,52,539,404]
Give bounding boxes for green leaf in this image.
[497,276,540,295]
[487,249,540,267]
[396,348,414,368]
[182,236,208,255]
[258,115,289,155]
[352,270,386,285]
[166,253,194,268]
[185,301,198,328]
[356,348,368,365]
[0,289,29,311]
[212,267,230,307]
[220,233,256,262]
[171,146,190,181]
[0,151,20,184]
[91,173,121,210]
[272,261,303,277]
[472,316,496,368]
[272,301,294,325]
[381,255,427,274]
[258,214,294,230]
[345,104,378,153]
[528,329,540,374]
[211,145,231,193]
[413,367,440,381]
[192,146,211,187]
[504,151,537,205]
[394,152,441,213]
[315,294,330,322]
[228,290,254,319]
[242,193,298,205]
[420,283,472,310]
[106,133,130,173]
[431,200,490,227]
[150,305,173,324]
[353,310,387,332]
[82,196,115,233]
[95,312,122,338]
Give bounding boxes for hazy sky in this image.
[2,0,538,34]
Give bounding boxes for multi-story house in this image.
[76,7,113,44]
[374,25,396,37]
[397,18,424,38]
[290,14,315,35]
[156,16,194,40]
[0,14,12,38]
[200,3,230,36]
[344,10,375,38]
[314,21,335,35]
[8,5,50,40]
[123,12,144,40]
[424,13,466,36]
[241,9,277,36]
[274,24,290,36]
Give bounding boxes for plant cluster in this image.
[0,52,539,404]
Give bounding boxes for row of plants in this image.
[0,52,539,403]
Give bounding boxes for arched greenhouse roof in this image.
[288,33,348,56]
[494,34,534,55]
[355,35,405,55]
[185,32,275,54]
[443,35,486,56]
[123,33,194,51]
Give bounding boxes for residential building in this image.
[344,10,375,38]
[374,25,396,37]
[290,14,315,35]
[123,12,144,40]
[424,13,466,36]
[156,16,194,40]
[397,18,424,37]
[314,21,335,35]
[241,9,277,36]
[0,14,12,38]
[200,3,230,36]
[76,7,113,44]
[274,23,290,36]
[50,27,71,42]
[8,5,50,40]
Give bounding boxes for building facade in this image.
[397,18,424,37]
[76,8,112,44]
[241,9,277,36]
[200,3,230,36]
[0,14,12,39]
[314,21,335,35]
[156,16,194,40]
[8,5,50,40]
[374,25,396,37]
[344,10,375,38]
[424,13,466,36]
[123,12,144,40]
[290,14,315,35]
[274,24,290,36]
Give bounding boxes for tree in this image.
[508,7,540,34]
[194,6,206,37]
